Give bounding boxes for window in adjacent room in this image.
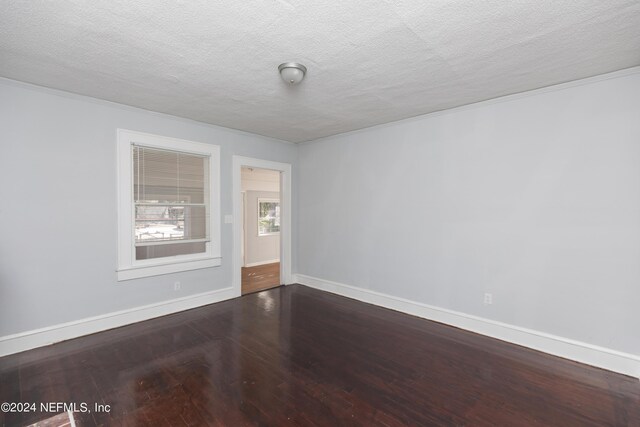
[117,129,220,280]
[258,198,280,236]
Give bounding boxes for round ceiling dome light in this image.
[278,62,307,85]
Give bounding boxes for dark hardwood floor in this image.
[241,262,280,295]
[1,285,638,426]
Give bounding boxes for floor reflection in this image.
[1,285,638,426]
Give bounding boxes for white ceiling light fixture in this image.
[278,62,307,85]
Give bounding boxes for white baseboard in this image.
[0,287,237,357]
[244,259,280,268]
[294,274,640,379]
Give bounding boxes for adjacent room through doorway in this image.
[241,166,281,294]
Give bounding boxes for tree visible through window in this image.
[258,199,280,235]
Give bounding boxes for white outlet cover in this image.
[484,293,493,304]
[224,215,233,224]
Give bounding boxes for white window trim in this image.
[257,198,280,236]
[116,129,221,281]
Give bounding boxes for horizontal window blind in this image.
[132,145,210,260]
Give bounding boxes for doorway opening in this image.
[241,167,281,294]
[232,156,292,297]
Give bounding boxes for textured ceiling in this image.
[1,1,639,143]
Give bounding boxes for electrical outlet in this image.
[174,282,181,291]
[484,293,493,305]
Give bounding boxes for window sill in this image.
[117,257,221,281]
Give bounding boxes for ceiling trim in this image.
[0,76,296,145]
[300,65,640,145]
[2,65,638,147]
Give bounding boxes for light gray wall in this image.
[0,79,297,337]
[296,71,640,356]
[244,191,280,265]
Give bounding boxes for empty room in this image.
[0,1,639,426]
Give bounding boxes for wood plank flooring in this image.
[241,262,280,295]
[1,285,638,426]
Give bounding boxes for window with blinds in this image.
[117,129,220,281]
[133,146,210,260]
